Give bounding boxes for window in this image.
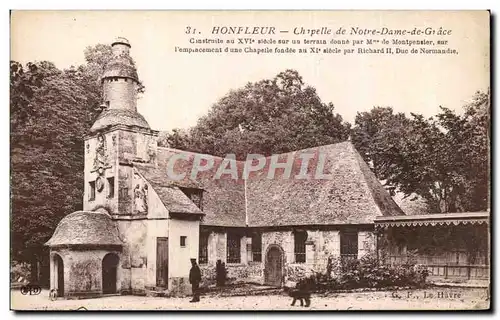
[199,232,209,264]
[119,187,128,199]
[227,232,241,264]
[294,230,307,263]
[340,231,358,255]
[180,236,187,247]
[251,233,262,262]
[89,181,96,201]
[107,177,115,198]
[179,187,203,210]
[340,231,359,264]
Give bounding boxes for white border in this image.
[2,1,498,319]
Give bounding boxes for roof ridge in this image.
[157,140,353,162]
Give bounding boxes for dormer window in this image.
[179,187,203,210]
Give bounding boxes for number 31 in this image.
[185,26,197,34]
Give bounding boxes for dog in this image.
[49,289,58,301]
[285,280,312,307]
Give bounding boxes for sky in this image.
[10,11,490,132]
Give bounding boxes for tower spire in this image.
[89,37,150,133]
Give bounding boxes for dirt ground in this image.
[11,287,489,311]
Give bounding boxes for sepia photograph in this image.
[9,10,490,311]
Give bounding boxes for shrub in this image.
[11,261,31,282]
[298,253,429,292]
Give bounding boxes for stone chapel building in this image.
[45,37,489,299]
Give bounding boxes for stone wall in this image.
[118,130,157,164]
[116,219,147,294]
[199,230,263,287]
[50,248,121,298]
[103,78,137,111]
[83,130,119,213]
[117,164,134,215]
[226,263,263,284]
[83,127,157,217]
[199,262,263,287]
[197,228,375,286]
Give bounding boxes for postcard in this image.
[10,10,490,311]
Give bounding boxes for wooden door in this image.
[156,237,169,288]
[102,253,119,294]
[265,246,283,287]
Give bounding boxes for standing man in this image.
[189,258,201,302]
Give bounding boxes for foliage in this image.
[161,69,351,159]
[302,254,430,292]
[11,261,32,282]
[11,60,95,266]
[351,91,490,213]
[158,128,190,150]
[10,43,146,268]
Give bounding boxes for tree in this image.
[351,91,490,213]
[435,90,490,212]
[351,107,410,191]
[162,69,350,159]
[11,61,95,275]
[11,42,147,279]
[80,43,145,99]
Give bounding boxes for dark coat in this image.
[189,265,202,284]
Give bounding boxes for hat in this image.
[190,258,196,262]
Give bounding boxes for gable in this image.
[134,166,203,217]
[136,148,247,227]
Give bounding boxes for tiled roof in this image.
[246,142,404,227]
[135,141,405,227]
[45,211,123,247]
[134,165,203,215]
[137,148,247,227]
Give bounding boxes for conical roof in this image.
[45,211,123,247]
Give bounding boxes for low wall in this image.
[200,263,264,287]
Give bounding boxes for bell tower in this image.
[84,37,158,216]
[91,37,150,131]
[102,38,138,112]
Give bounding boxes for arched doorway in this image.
[265,245,284,287]
[102,253,119,294]
[53,254,64,297]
